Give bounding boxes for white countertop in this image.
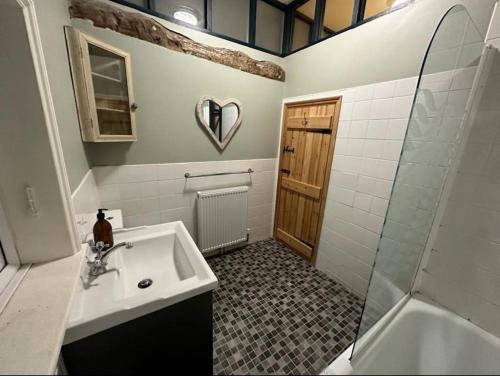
[0,248,85,374]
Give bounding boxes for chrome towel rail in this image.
[184,168,254,179]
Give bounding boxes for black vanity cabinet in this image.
[62,291,213,374]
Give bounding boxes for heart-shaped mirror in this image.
[196,96,242,150]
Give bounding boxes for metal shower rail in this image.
[184,168,254,179]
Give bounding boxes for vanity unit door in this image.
[274,97,341,264]
[65,26,137,142]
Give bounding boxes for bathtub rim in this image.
[320,293,410,375]
[321,294,500,375]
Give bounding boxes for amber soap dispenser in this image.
[93,208,114,248]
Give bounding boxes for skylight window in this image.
[115,0,412,56]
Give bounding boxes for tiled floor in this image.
[208,239,364,375]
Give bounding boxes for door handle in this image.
[281,168,290,175]
[283,145,295,153]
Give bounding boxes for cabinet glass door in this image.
[88,43,133,137]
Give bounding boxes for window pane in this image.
[155,0,205,28]
[292,17,310,51]
[322,0,354,37]
[364,0,401,20]
[255,0,284,53]
[296,0,316,23]
[212,0,249,42]
[125,0,148,8]
[292,0,315,51]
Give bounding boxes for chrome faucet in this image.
[87,241,133,278]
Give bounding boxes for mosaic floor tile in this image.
[208,239,364,375]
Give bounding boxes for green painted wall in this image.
[284,0,497,97]
[34,0,91,192]
[73,19,285,167]
[35,0,496,192]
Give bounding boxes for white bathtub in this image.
[323,295,500,375]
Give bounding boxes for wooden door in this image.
[274,97,341,263]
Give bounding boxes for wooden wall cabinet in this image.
[65,26,137,142]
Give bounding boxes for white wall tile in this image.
[370,98,393,120]
[348,120,368,138]
[354,84,375,101]
[329,201,354,222]
[352,101,372,121]
[92,159,277,245]
[359,157,379,178]
[379,140,403,161]
[386,119,408,140]
[353,208,384,233]
[417,62,500,338]
[339,102,353,121]
[377,159,399,180]
[142,212,162,226]
[363,140,383,159]
[395,77,418,97]
[373,81,396,99]
[353,192,372,212]
[331,186,355,206]
[337,120,350,138]
[347,139,365,157]
[357,175,392,199]
[367,119,389,139]
[391,96,414,119]
[121,164,158,183]
[121,199,142,217]
[315,76,419,298]
[119,183,142,201]
[371,197,389,217]
[341,88,356,103]
[451,67,477,91]
[331,171,358,190]
[334,138,349,155]
[332,155,363,174]
[98,184,120,203]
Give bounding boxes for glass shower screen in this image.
[351,5,485,356]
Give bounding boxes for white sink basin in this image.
[64,221,218,344]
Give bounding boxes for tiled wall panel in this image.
[91,159,277,244]
[306,77,419,297]
[419,54,500,338]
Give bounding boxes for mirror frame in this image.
[196,96,243,150]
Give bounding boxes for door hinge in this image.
[283,145,295,153]
[281,168,291,174]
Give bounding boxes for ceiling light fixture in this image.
[173,8,198,26]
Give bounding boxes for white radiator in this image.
[197,186,248,253]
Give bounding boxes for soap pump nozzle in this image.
[97,208,108,220]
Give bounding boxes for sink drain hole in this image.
[138,278,153,289]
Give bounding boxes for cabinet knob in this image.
[130,102,139,112]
